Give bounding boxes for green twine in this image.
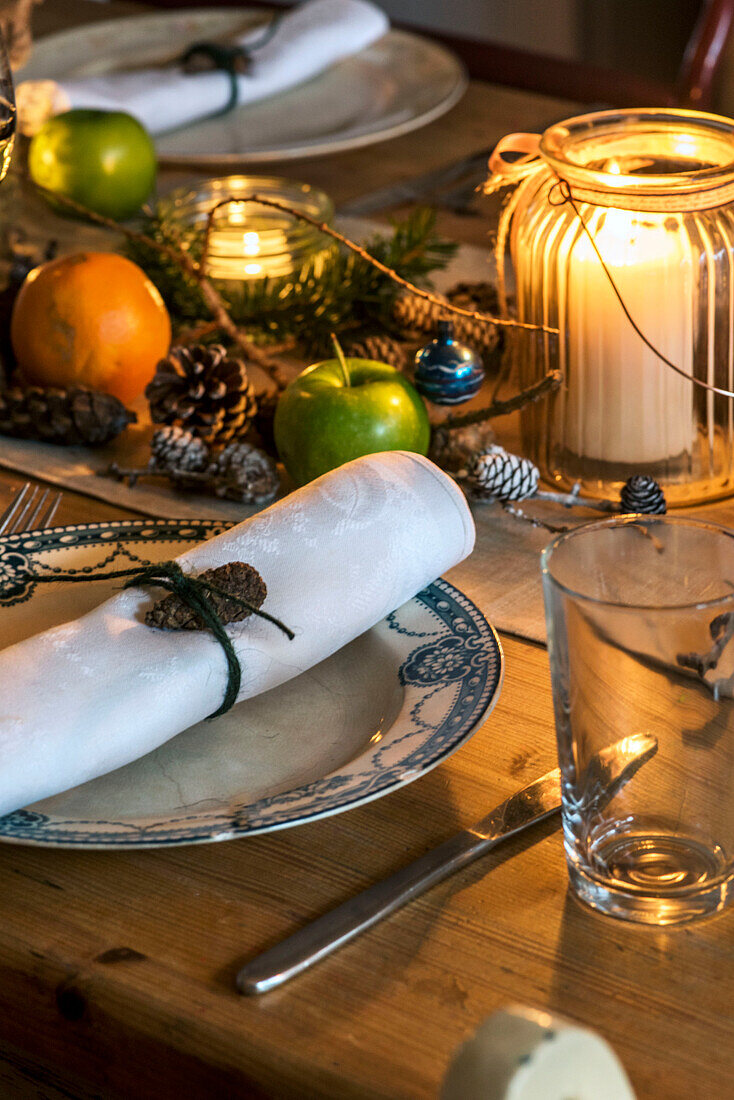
[25,561,294,719]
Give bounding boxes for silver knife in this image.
[237,734,658,995]
[237,767,560,995]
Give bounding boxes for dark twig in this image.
[499,500,570,534]
[440,369,562,431]
[677,612,734,680]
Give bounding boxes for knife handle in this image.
[237,830,489,995]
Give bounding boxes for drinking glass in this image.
[542,516,734,924]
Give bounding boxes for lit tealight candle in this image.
[206,205,293,281]
[169,176,335,287]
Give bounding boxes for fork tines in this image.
[0,483,63,536]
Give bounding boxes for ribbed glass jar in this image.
[168,175,336,285]
[511,109,734,506]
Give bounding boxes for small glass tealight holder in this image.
[167,175,336,287]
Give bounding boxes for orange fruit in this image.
[11,252,171,404]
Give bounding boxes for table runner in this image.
[3,217,731,647]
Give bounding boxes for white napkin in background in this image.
[17,0,389,135]
[0,452,474,816]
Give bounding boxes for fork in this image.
[0,483,63,536]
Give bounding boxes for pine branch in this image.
[204,195,559,338]
[28,184,556,379]
[124,201,461,356]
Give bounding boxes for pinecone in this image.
[429,421,497,474]
[150,426,209,473]
[467,445,539,501]
[619,475,667,515]
[145,562,267,631]
[0,386,136,445]
[0,235,58,378]
[392,283,500,358]
[145,344,258,445]
[447,280,500,316]
[343,333,407,371]
[208,441,280,505]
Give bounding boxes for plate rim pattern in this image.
[18,10,468,164]
[0,519,502,848]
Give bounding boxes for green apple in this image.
[274,353,431,486]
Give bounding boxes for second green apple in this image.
[274,356,431,486]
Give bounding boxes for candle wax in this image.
[563,208,694,465]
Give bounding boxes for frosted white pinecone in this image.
[468,445,539,501]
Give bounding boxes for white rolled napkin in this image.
[0,452,474,816]
[17,0,389,136]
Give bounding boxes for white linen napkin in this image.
[0,452,475,815]
[17,0,389,136]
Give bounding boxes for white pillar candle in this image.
[562,207,695,465]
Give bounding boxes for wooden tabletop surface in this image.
[0,4,732,1099]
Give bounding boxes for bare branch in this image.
[439,369,562,431]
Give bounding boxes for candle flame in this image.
[243,231,261,257]
[675,136,697,158]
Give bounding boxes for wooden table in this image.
[0,4,732,1098]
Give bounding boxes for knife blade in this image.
[337,146,495,216]
[237,767,561,995]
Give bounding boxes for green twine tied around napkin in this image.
[180,11,284,117]
[26,561,294,719]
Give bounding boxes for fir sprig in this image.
[124,203,457,356]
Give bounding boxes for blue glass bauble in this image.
[413,320,485,405]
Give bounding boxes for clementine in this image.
[11,252,171,404]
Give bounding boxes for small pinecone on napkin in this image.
[343,333,407,371]
[0,385,136,445]
[619,474,667,515]
[467,446,539,501]
[145,562,267,631]
[146,344,258,444]
[209,441,280,505]
[150,425,209,473]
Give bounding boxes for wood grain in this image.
[0,630,730,1100]
[0,4,731,1098]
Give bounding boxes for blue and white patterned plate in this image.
[0,520,502,848]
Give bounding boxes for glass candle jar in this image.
[167,175,336,285]
[499,109,734,506]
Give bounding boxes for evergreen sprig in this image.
[124,203,457,356]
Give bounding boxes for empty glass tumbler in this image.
[542,516,734,924]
